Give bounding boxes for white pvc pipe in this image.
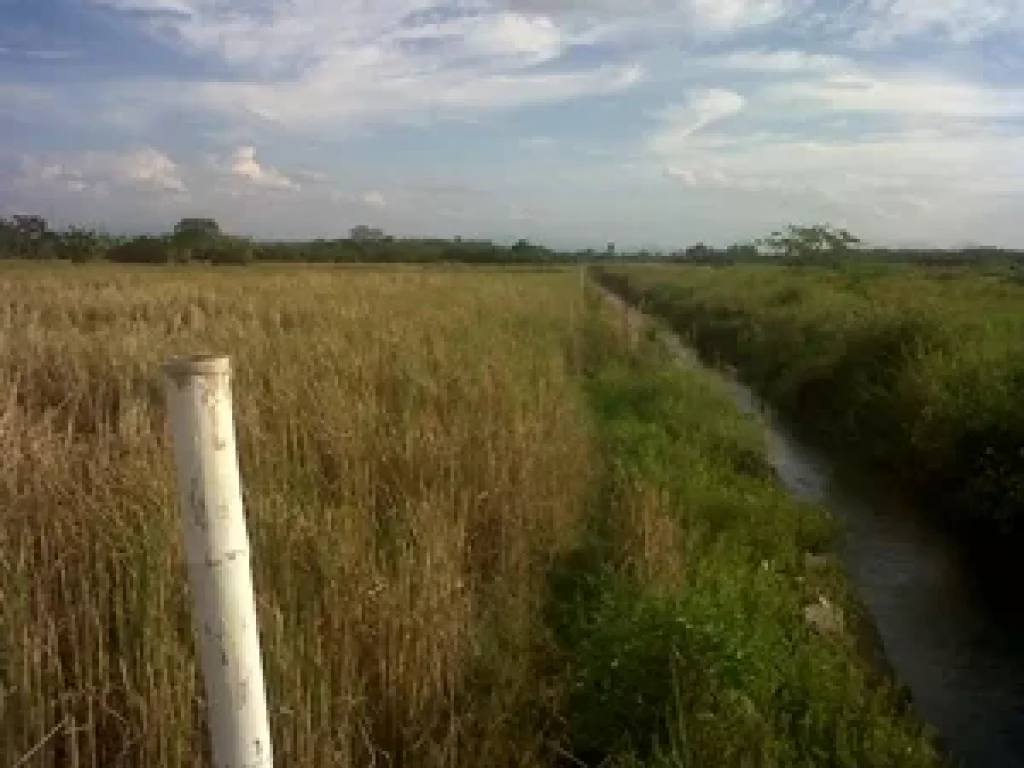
[164,356,273,768]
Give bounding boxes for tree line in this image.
[2,216,1021,267]
[0,216,585,265]
[670,225,1024,267]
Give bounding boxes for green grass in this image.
[549,294,940,766]
[597,265,1024,556]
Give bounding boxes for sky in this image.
[1,0,1023,250]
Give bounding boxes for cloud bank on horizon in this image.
[1,0,1023,248]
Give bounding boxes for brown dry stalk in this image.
[0,265,594,768]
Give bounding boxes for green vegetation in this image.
[1,263,941,766]
[759,225,861,266]
[551,294,939,767]
[597,265,1024,558]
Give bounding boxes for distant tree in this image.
[962,246,1008,265]
[725,242,760,262]
[57,227,108,263]
[173,218,221,260]
[108,236,173,264]
[174,218,220,242]
[13,214,48,242]
[208,237,254,265]
[759,224,860,264]
[0,218,17,258]
[0,214,54,259]
[685,242,715,262]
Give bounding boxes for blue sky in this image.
[2,0,1023,249]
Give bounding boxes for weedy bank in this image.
[551,292,940,766]
[597,265,1024,558]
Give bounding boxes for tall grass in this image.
[553,293,940,767]
[598,265,1024,554]
[0,265,593,767]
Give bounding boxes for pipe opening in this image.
[164,355,231,377]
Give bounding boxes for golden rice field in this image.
[0,265,594,767]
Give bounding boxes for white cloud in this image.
[229,146,299,190]
[120,148,186,192]
[391,12,566,66]
[80,0,649,133]
[642,56,1024,245]
[196,61,643,131]
[25,162,91,194]
[649,90,746,154]
[362,191,387,208]
[689,0,795,33]
[508,0,805,39]
[19,148,186,195]
[652,125,1024,218]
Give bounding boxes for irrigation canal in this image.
[614,293,1024,768]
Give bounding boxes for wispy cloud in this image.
[190,61,643,132]
[82,0,644,133]
[18,148,186,195]
[229,146,300,190]
[507,0,809,42]
[771,72,1024,119]
[850,0,1024,46]
[698,50,850,73]
[655,127,1024,209]
[122,148,187,192]
[649,90,747,154]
